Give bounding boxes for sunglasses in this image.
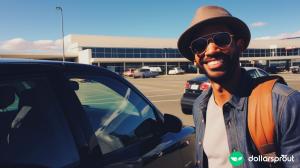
[189,32,234,55]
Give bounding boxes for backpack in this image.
[247,75,287,155]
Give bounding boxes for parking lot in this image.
[126,73,300,126]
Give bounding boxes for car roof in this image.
[0,58,69,65]
[0,58,115,76]
[242,67,259,71]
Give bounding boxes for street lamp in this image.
[56,6,65,62]
[164,48,168,75]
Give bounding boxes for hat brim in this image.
[177,16,251,62]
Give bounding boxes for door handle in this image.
[155,151,163,158]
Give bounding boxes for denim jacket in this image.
[193,70,300,168]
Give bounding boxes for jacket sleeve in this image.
[279,90,300,167]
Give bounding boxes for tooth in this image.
[208,60,219,66]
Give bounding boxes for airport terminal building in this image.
[1,34,300,74]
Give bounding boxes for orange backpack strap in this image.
[248,78,278,155]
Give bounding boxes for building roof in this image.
[67,34,300,49]
[66,34,177,49]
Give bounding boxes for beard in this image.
[199,51,240,83]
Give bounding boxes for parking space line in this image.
[151,99,180,103]
[142,89,174,93]
[146,93,182,98]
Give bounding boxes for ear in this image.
[193,60,197,66]
[236,39,246,52]
[194,54,201,67]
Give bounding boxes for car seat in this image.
[0,85,17,145]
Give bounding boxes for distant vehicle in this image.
[142,66,162,74]
[258,65,280,74]
[290,66,300,73]
[168,67,185,75]
[123,68,135,77]
[133,68,159,78]
[180,67,273,114]
[0,59,195,168]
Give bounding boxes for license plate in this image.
[190,84,198,90]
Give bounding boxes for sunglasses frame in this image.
[189,32,234,55]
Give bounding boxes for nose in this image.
[205,42,221,57]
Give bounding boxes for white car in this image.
[142,66,162,73]
[290,66,300,73]
[168,67,185,75]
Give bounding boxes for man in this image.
[177,5,300,168]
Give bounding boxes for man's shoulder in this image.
[272,82,298,97]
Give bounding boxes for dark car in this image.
[181,67,271,114]
[0,59,195,168]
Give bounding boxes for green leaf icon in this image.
[229,151,244,167]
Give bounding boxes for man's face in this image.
[192,25,242,83]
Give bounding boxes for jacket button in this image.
[201,119,204,123]
[227,120,231,127]
[199,141,202,145]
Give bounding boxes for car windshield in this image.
[140,69,150,72]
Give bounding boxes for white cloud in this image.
[0,38,63,52]
[251,22,268,28]
[255,30,300,40]
[0,38,31,50]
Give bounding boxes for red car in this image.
[123,68,135,77]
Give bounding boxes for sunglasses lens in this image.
[213,32,231,47]
[191,38,207,54]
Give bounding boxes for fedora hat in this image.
[177,5,251,62]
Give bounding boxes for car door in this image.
[0,69,81,168]
[64,66,194,168]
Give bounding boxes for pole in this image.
[56,7,65,62]
[164,48,168,75]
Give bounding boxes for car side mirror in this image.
[181,107,193,115]
[134,118,158,138]
[163,114,182,133]
[69,81,79,91]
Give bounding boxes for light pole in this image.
[164,48,168,75]
[56,6,65,62]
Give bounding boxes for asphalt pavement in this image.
[126,73,300,126]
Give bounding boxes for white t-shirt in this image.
[203,95,232,168]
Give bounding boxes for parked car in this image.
[264,65,280,74]
[133,68,159,78]
[0,59,195,168]
[168,67,185,75]
[123,68,135,77]
[180,67,273,114]
[290,66,300,73]
[142,66,162,74]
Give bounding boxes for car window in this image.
[0,77,79,167]
[141,69,150,72]
[247,69,259,78]
[68,76,157,155]
[257,69,269,77]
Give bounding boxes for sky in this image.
[0,0,300,52]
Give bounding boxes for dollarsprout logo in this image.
[229,151,244,167]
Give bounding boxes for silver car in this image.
[133,68,159,78]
